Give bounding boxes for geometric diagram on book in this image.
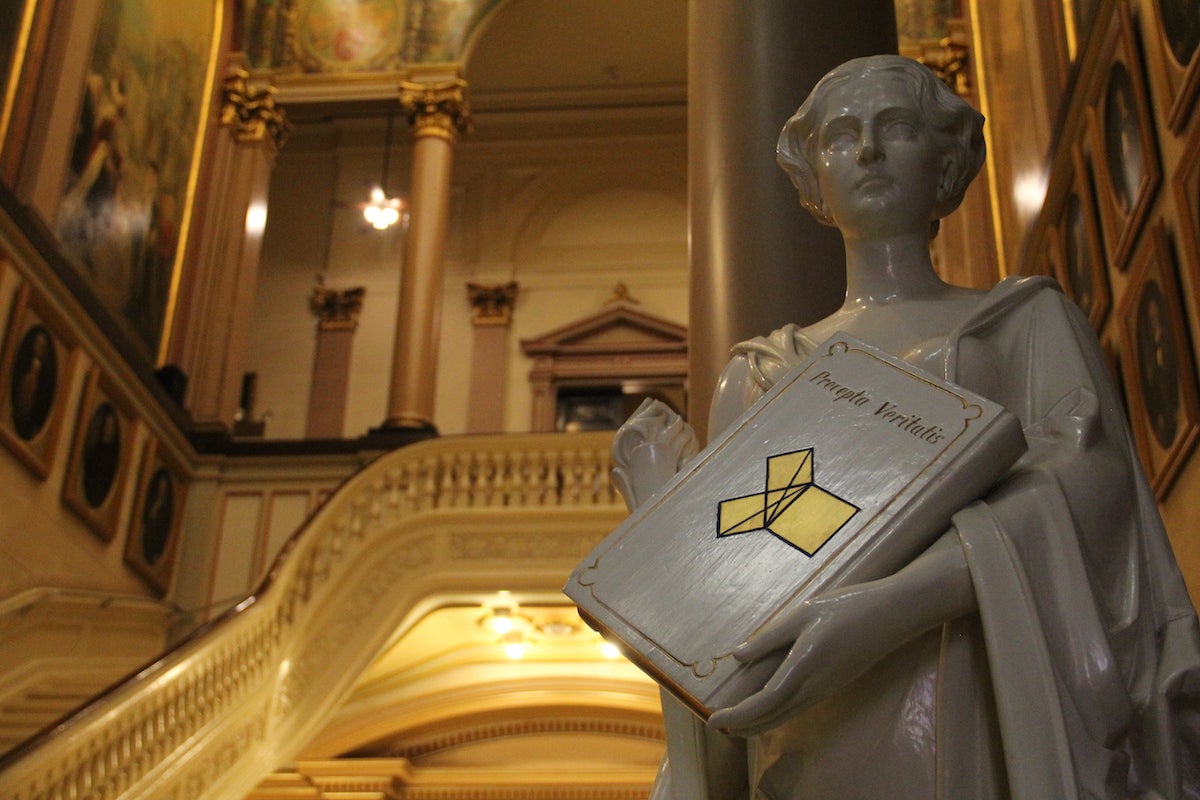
[716,448,859,556]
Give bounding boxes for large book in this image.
[565,335,1027,718]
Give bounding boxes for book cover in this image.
[565,335,1027,718]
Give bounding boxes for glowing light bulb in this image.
[504,640,527,660]
[601,641,621,659]
[489,610,515,635]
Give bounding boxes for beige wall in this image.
[248,112,689,438]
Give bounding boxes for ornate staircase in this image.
[0,431,627,800]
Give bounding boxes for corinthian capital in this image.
[399,78,472,142]
[222,69,291,148]
[467,281,519,327]
[310,285,366,331]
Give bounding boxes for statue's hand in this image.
[709,532,976,736]
[612,398,699,511]
[708,580,898,736]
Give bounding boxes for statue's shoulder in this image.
[964,275,1069,334]
[729,323,817,391]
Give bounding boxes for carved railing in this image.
[0,431,625,800]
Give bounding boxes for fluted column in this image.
[167,56,289,430]
[382,78,470,431]
[687,1,898,442]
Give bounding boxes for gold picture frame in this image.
[1052,147,1111,330]
[1148,0,1200,131]
[1088,1,1161,272]
[1117,222,1199,498]
[61,368,135,541]
[123,438,186,593]
[0,282,76,478]
[1174,123,1200,303]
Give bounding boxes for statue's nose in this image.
[856,130,879,164]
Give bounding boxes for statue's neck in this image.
[840,230,949,308]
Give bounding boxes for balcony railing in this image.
[0,430,625,800]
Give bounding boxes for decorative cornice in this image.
[310,286,366,331]
[466,282,518,327]
[374,716,665,761]
[399,79,472,143]
[222,69,291,148]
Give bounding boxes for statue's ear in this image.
[934,154,960,218]
[938,155,956,202]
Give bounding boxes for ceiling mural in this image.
[243,0,503,73]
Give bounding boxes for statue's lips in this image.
[854,173,893,191]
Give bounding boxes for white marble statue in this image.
[613,55,1200,799]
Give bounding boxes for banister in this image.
[0,430,625,800]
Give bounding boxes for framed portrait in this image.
[52,0,221,360]
[62,368,135,541]
[1148,0,1200,130]
[1088,2,1161,272]
[1053,149,1111,330]
[123,438,185,593]
[1174,126,1200,301]
[1117,223,1199,498]
[0,283,76,478]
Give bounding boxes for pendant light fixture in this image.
[362,112,406,230]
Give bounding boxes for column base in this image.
[377,414,438,432]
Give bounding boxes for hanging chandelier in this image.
[363,113,406,230]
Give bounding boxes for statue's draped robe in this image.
[673,277,1200,799]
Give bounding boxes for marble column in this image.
[382,78,470,431]
[465,281,518,433]
[687,0,898,442]
[306,285,365,438]
[167,57,288,431]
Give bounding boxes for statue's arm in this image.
[710,530,976,735]
[611,398,699,511]
[611,376,754,798]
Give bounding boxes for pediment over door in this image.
[520,299,688,432]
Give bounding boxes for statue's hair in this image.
[776,55,986,227]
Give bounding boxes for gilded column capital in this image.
[310,285,366,331]
[222,69,291,148]
[900,18,972,96]
[467,281,518,327]
[399,78,472,143]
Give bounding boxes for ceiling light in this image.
[362,114,406,230]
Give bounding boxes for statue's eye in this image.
[881,117,919,140]
[822,122,859,150]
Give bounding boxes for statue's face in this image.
[814,73,946,236]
